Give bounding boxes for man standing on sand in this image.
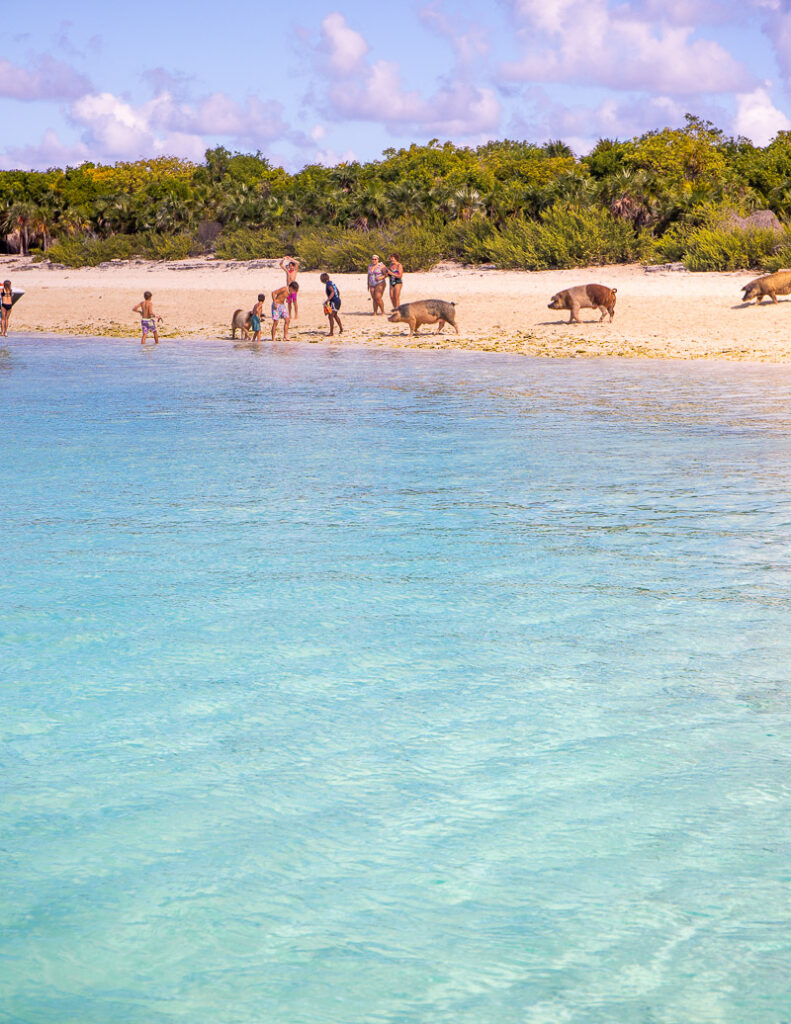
[270,285,290,342]
[279,256,300,321]
[133,291,161,345]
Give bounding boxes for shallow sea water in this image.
[2,336,791,1024]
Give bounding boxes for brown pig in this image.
[548,284,617,323]
[231,308,252,339]
[741,270,791,304]
[388,299,458,337]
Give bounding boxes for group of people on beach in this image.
[132,252,405,345]
[244,256,339,345]
[368,253,403,315]
[0,255,405,344]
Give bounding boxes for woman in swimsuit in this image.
[1,280,13,337]
[387,254,404,311]
[367,255,387,315]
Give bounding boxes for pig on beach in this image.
[388,299,458,337]
[548,284,617,324]
[740,270,791,304]
[231,308,252,339]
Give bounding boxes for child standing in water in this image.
[270,285,290,342]
[133,291,161,345]
[279,256,300,321]
[320,272,342,337]
[251,293,265,344]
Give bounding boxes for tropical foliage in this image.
[3,116,791,271]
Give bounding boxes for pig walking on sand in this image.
[548,284,617,324]
[740,270,791,304]
[388,299,458,337]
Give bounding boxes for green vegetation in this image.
[4,117,791,272]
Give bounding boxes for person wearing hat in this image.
[367,254,388,315]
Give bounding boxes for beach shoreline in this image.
[3,255,790,361]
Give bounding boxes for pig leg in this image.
[770,290,778,304]
[568,305,581,324]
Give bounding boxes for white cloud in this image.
[760,4,791,85]
[67,89,301,163]
[321,13,369,74]
[501,0,752,94]
[0,129,90,171]
[0,54,91,100]
[734,86,791,144]
[315,12,500,137]
[507,88,689,151]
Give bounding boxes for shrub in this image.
[485,205,651,269]
[45,232,199,266]
[214,228,284,260]
[681,227,786,271]
[442,219,497,263]
[143,233,200,260]
[296,222,446,273]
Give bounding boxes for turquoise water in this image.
[3,337,791,1024]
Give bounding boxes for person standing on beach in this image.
[279,256,300,321]
[133,291,161,345]
[270,285,290,342]
[387,254,404,310]
[367,255,387,315]
[1,280,14,337]
[251,293,265,344]
[320,272,343,337]
[286,281,299,322]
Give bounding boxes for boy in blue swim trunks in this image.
[320,272,343,337]
[251,293,264,344]
[270,285,290,342]
[133,291,161,345]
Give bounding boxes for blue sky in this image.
[2,0,791,171]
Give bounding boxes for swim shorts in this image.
[141,317,156,334]
[271,302,289,320]
[250,314,261,331]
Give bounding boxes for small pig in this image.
[231,308,252,339]
[388,299,458,336]
[548,284,617,323]
[741,270,791,304]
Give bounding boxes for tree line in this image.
[3,115,791,271]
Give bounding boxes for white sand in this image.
[3,255,789,361]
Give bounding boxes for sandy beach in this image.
[3,255,790,361]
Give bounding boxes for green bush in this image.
[681,227,785,271]
[763,243,791,273]
[295,222,446,273]
[46,232,199,267]
[143,233,200,260]
[442,219,497,263]
[485,205,651,269]
[214,228,285,260]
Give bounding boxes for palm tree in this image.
[448,186,484,222]
[385,180,427,222]
[1,201,39,254]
